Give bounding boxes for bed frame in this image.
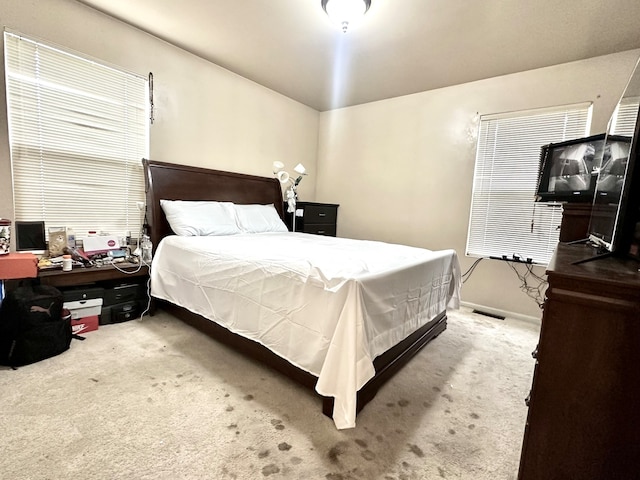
[143,158,447,418]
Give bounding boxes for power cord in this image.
[463,255,548,308]
[103,251,153,321]
[462,257,483,284]
[506,260,547,309]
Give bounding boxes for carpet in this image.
[0,306,540,479]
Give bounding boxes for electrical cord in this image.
[463,254,548,308]
[506,261,548,309]
[102,248,153,321]
[462,257,483,283]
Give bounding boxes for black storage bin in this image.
[101,300,143,325]
[103,283,148,306]
[62,287,104,303]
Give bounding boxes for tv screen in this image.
[535,134,607,203]
[592,137,632,201]
[15,221,47,253]
[587,59,640,259]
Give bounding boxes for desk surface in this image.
[38,262,149,287]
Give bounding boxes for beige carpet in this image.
[0,306,540,480]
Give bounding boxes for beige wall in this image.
[0,0,319,227]
[1,1,639,320]
[317,50,640,320]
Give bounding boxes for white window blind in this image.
[4,31,149,239]
[610,96,640,136]
[466,103,592,265]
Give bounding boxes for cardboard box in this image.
[82,235,120,255]
[0,252,38,280]
[64,298,103,319]
[71,315,99,334]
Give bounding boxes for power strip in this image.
[489,255,534,264]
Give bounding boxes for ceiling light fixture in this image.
[321,0,371,33]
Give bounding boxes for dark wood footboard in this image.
[157,300,446,419]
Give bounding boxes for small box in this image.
[64,298,103,319]
[71,315,99,334]
[82,235,120,255]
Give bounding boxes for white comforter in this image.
[150,233,461,429]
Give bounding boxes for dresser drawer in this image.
[304,204,337,224]
[303,224,336,236]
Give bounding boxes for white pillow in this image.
[233,204,289,233]
[160,200,241,236]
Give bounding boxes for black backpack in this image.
[0,284,75,367]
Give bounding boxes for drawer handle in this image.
[317,230,326,234]
[525,392,531,407]
[318,213,326,217]
[531,346,538,359]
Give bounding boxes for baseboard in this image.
[460,301,541,325]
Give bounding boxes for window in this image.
[466,103,592,265]
[4,31,149,240]
[610,96,640,136]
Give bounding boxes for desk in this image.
[38,262,149,288]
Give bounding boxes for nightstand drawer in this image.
[303,224,336,236]
[304,204,337,224]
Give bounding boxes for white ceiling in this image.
[76,0,640,111]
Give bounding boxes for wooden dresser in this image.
[284,201,339,236]
[518,242,640,479]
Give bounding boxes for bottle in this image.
[141,234,153,264]
[67,227,76,249]
[62,254,72,271]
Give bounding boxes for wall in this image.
[317,50,640,320]
[0,0,319,230]
[1,1,638,320]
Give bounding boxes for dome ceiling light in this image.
[321,0,372,33]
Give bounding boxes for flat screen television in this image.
[586,59,640,261]
[535,134,630,203]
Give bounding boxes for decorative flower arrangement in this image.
[273,162,307,213]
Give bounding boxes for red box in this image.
[0,252,38,280]
[71,315,99,334]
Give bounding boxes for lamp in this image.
[321,0,371,33]
[273,161,307,232]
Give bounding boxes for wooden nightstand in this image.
[284,201,339,236]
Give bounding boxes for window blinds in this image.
[611,97,640,136]
[4,31,149,239]
[466,103,592,265]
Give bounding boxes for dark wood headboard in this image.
[142,159,284,250]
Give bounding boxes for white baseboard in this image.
[460,301,541,325]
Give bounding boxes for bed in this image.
[143,159,461,429]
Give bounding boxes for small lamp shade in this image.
[276,171,290,184]
[294,163,307,175]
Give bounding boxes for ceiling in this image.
[76,0,640,112]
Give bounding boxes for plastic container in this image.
[67,227,76,249]
[141,235,153,264]
[0,219,10,255]
[62,254,73,271]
